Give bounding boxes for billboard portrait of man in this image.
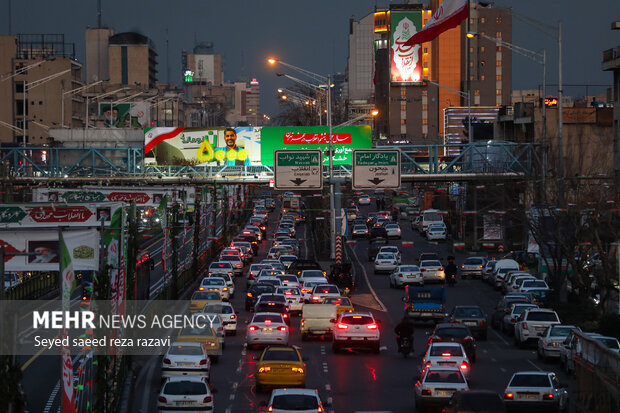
[28,240,59,264]
[97,207,111,222]
[214,128,251,166]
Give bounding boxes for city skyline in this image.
[4,0,620,117]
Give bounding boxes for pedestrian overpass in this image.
[1,142,543,184]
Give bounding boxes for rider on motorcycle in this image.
[445,256,458,284]
[394,316,414,352]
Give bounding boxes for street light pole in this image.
[327,74,336,260]
[557,21,564,206]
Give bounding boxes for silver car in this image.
[503,371,568,412]
[537,325,581,362]
[161,342,211,381]
[420,260,446,283]
[460,256,487,279]
[414,367,469,410]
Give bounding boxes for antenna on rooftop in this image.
[97,0,102,28]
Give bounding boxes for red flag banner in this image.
[403,0,468,47]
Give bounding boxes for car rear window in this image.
[464,258,483,265]
[256,303,286,312]
[164,381,208,395]
[526,312,559,322]
[430,346,464,357]
[596,337,620,350]
[253,314,284,323]
[192,292,220,300]
[272,394,319,409]
[202,279,225,286]
[340,315,374,325]
[262,349,300,362]
[400,266,419,272]
[210,262,232,269]
[168,345,204,356]
[252,285,275,294]
[436,327,469,338]
[376,253,395,260]
[454,307,484,318]
[523,281,547,288]
[509,374,551,387]
[425,370,465,383]
[421,260,442,267]
[302,270,324,278]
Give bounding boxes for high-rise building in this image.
[108,32,158,89]
[602,20,620,191]
[352,1,511,146]
[85,27,114,83]
[0,34,83,145]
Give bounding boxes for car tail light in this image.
[543,393,554,400]
[249,325,258,331]
[163,358,171,364]
[441,352,452,358]
[367,324,378,330]
[199,287,205,291]
[421,268,426,272]
[318,406,323,412]
[312,296,320,301]
[258,367,271,373]
[461,265,465,269]
[459,362,469,370]
[301,319,304,327]
[199,359,208,365]
[480,320,487,326]
[424,362,432,369]
[291,367,304,374]
[464,336,474,342]
[222,287,228,291]
[337,323,349,329]
[278,326,287,331]
[522,322,529,330]
[158,396,167,403]
[504,393,514,400]
[421,389,432,395]
[375,261,379,265]
[438,268,444,271]
[203,396,212,403]
[479,265,484,268]
[230,314,236,319]
[393,261,397,265]
[247,292,253,297]
[398,273,403,278]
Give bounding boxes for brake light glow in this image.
[199,287,204,291]
[291,367,304,374]
[249,326,258,331]
[459,362,469,370]
[366,324,378,330]
[230,314,236,319]
[199,359,208,365]
[301,319,304,327]
[441,352,452,358]
[278,326,287,331]
[543,393,554,400]
[337,323,349,329]
[504,393,514,399]
[438,268,444,271]
[421,389,432,395]
[258,367,271,373]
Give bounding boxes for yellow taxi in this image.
[176,325,221,362]
[253,346,306,393]
[321,296,354,315]
[189,291,221,313]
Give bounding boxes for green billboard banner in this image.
[260,126,372,166]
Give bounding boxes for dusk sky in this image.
[5,0,620,116]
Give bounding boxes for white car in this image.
[276,286,304,314]
[379,246,402,264]
[161,342,211,381]
[246,312,289,347]
[514,308,561,347]
[384,223,402,239]
[352,224,369,238]
[519,279,550,293]
[202,302,237,336]
[157,377,214,412]
[374,252,399,274]
[414,367,469,410]
[389,265,423,288]
[332,312,381,353]
[300,280,328,303]
[419,260,446,283]
[501,303,539,335]
[309,284,341,303]
[358,195,372,205]
[247,264,270,288]
[426,222,447,240]
[537,325,581,362]
[459,256,487,279]
[199,277,230,301]
[503,371,569,412]
[211,274,235,298]
[207,261,234,277]
[276,274,300,288]
[264,388,328,413]
[218,255,244,276]
[421,342,471,379]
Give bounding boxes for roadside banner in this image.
[59,231,75,413]
[0,203,123,228]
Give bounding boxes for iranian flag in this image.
[403,0,468,47]
[59,231,75,413]
[144,127,186,153]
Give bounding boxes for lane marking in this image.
[500,367,507,372]
[527,359,543,371]
[325,384,331,391]
[350,244,387,312]
[490,329,510,346]
[42,381,60,413]
[21,336,55,371]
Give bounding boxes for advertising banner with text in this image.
[0,203,123,228]
[260,126,372,166]
[390,11,423,83]
[144,127,261,166]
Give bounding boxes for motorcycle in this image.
[447,273,457,286]
[398,336,413,358]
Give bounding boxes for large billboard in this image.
[0,203,123,228]
[259,126,372,166]
[390,11,423,83]
[144,127,261,166]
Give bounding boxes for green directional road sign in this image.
[352,149,401,189]
[274,150,323,190]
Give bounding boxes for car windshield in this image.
[163,381,208,395]
[430,346,464,357]
[436,327,469,338]
[192,292,220,300]
[262,349,301,362]
[272,394,319,410]
[168,345,204,356]
[453,307,484,318]
[596,337,620,350]
[354,225,367,230]
[256,303,286,312]
[421,260,441,267]
[425,370,465,383]
[526,312,559,322]
[509,374,551,387]
[340,315,373,325]
[464,258,484,265]
[253,314,284,323]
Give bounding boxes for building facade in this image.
[108,32,158,89]
[602,21,620,192]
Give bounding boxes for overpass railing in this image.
[0,142,543,179]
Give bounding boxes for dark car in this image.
[368,238,389,262]
[448,305,488,340]
[444,390,506,413]
[254,301,291,325]
[288,259,323,277]
[369,226,388,241]
[418,252,440,263]
[245,283,276,311]
[428,323,476,362]
[490,295,532,329]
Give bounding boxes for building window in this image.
[496,31,502,38]
[423,62,428,68]
[496,60,502,67]
[401,103,406,111]
[470,47,474,53]
[480,61,486,67]
[474,90,480,96]
[422,119,428,125]
[469,18,474,24]
[422,104,428,110]
[496,75,502,81]
[469,61,474,68]
[480,46,485,53]
[480,17,485,23]
[497,46,502,52]
[15,81,24,93]
[121,46,128,85]
[496,17,503,23]
[481,75,485,81]
[424,47,428,53]
[470,75,474,81]
[400,119,406,125]
[496,89,502,95]
[400,89,406,96]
